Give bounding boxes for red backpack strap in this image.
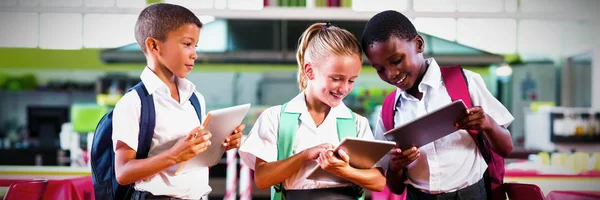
[381,90,397,131]
[440,66,506,199]
[439,65,473,108]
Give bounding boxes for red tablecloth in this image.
[505,169,600,178]
[546,191,600,200]
[1,176,94,200]
[42,176,94,200]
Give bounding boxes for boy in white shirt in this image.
[238,23,385,200]
[111,3,245,200]
[361,10,514,200]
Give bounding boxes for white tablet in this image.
[384,100,468,151]
[306,137,395,182]
[175,103,251,174]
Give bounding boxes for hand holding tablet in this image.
[306,138,395,182]
[174,103,251,174]
[384,100,468,151]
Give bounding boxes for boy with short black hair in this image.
[361,10,514,200]
[111,3,245,199]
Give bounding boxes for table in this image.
[0,166,93,200]
[546,190,600,200]
[504,166,600,196]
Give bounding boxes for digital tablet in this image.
[306,137,396,182]
[175,103,251,174]
[384,100,468,151]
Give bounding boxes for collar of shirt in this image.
[394,58,443,104]
[283,92,353,119]
[140,67,197,104]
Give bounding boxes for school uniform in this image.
[238,92,378,199]
[112,67,209,200]
[374,58,514,199]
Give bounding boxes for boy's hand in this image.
[169,126,212,163]
[389,146,419,172]
[303,143,334,161]
[455,106,494,132]
[224,124,245,151]
[318,149,350,175]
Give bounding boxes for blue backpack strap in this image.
[131,82,155,159]
[189,93,203,122]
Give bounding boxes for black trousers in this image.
[131,190,202,200]
[407,178,487,200]
[285,186,359,200]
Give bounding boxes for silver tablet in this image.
[306,137,395,182]
[384,100,468,151]
[175,103,251,174]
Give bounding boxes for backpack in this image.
[90,82,203,200]
[271,102,365,200]
[380,66,506,200]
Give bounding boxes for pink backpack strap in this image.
[376,89,406,200]
[381,90,397,131]
[440,66,477,137]
[439,65,473,108]
[440,65,506,200]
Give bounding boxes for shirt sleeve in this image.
[238,106,281,170]
[466,71,515,128]
[112,90,142,152]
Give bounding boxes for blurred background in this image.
[0,0,599,199]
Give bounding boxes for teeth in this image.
[396,74,407,84]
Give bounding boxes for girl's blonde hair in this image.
[296,23,362,91]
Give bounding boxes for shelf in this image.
[0,6,596,21]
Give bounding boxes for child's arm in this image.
[456,106,513,157]
[318,149,386,191]
[386,147,419,194]
[254,143,332,190]
[114,127,212,185]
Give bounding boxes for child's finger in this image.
[402,147,418,156]
[235,124,246,132]
[407,151,420,161]
[337,149,350,163]
[195,132,212,144]
[463,121,483,130]
[228,131,242,141]
[318,153,325,166]
[469,106,483,114]
[228,139,240,147]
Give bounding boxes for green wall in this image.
[0,48,303,72]
[0,48,492,77]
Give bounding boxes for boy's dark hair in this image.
[360,10,418,52]
[135,3,202,53]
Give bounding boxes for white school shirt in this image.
[112,67,210,199]
[374,58,514,193]
[238,92,378,190]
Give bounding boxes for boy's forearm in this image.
[337,167,385,192]
[483,118,513,157]
[254,152,307,190]
[386,168,407,194]
[115,150,177,185]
